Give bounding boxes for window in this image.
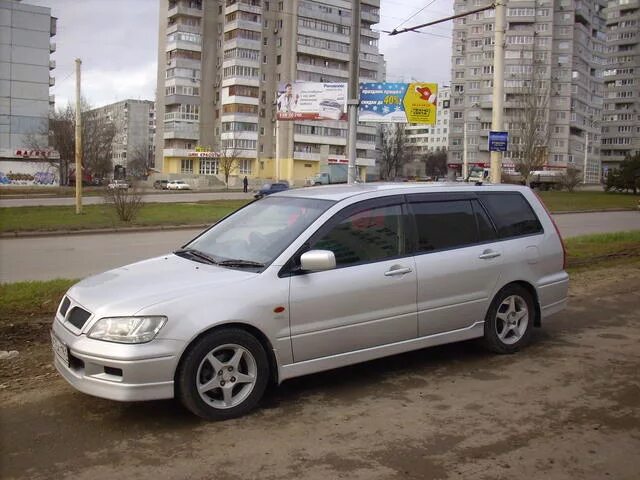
[200,159,219,175]
[312,204,404,267]
[181,159,193,174]
[409,200,482,252]
[478,193,542,238]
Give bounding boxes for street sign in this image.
[488,131,509,152]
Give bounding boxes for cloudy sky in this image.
[28,0,453,108]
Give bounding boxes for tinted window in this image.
[478,193,543,238]
[313,205,403,266]
[409,200,478,252]
[472,199,497,241]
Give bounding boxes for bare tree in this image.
[558,165,582,192]
[506,60,551,186]
[379,124,412,180]
[26,100,116,184]
[423,149,448,178]
[127,144,152,178]
[104,183,143,222]
[217,147,243,189]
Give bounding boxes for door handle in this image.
[384,267,413,276]
[478,250,501,260]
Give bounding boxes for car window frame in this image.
[280,194,411,277]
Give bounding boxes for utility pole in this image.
[463,121,468,180]
[346,0,360,185]
[75,58,82,214]
[490,1,506,184]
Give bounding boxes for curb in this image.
[552,208,637,215]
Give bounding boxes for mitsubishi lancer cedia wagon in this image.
[51,183,569,420]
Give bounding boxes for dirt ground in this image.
[1,263,639,480]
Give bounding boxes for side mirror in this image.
[300,250,336,272]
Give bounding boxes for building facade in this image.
[448,0,606,183]
[88,99,156,176]
[0,0,58,186]
[155,0,384,186]
[601,0,640,173]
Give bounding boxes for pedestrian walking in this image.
[243,176,248,193]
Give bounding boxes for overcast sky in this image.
[28,0,453,108]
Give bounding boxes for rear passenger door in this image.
[408,193,504,337]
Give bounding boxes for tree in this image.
[379,124,412,180]
[558,165,582,192]
[217,146,242,189]
[104,183,143,222]
[26,100,116,185]
[128,144,153,178]
[423,149,448,177]
[506,60,551,186]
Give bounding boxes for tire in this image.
[482,284,535,354]
[177,328,269,420]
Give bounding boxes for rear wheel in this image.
[482,285,534,354]
[177,328,269,420]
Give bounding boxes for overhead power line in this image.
[393,0,441,31]
[388,4,496,36]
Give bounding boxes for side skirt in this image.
[277,321,485,383]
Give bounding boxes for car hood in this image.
[66,254,256,318]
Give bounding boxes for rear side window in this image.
[409,200,478,252]
[478,193,543,238]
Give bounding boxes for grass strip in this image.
[537,191,638,212]
[0,278,77,322]
[565,230,640,271]
[0,200,249,233]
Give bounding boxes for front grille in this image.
[59,297,71,317]
[67,307,91,330]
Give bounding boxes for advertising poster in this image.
[276,82,348,121]
[359,82,438,125]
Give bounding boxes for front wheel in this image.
[176,328,269,420]
[482,285,534,354]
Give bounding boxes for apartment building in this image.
[448,0,606,183]
[0,0,58,185]
[155,0,384,186]
[601,0,640,173]
[88,99,156,175]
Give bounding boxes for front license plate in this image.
[51,331,69,366]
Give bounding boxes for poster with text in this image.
[276,82,348,121]
[359,82,438,125]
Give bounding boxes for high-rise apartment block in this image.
[0,0,57,184]
[449,0,607,183]
[155,0,383,185]
[88,99,156,174]
[601,0,640,172]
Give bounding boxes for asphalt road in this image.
[1,265,639,479]
[0,211,639,283]
[0,190,254,207]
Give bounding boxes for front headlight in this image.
[88,316,167,344]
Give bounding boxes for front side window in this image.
[312,204,404,267]
[478,193,543,238]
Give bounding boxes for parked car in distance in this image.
[167,180,192,190]
[107,179,129,190]
[154,179,169,190]
[51,183,568,421]
[254,182,289,199]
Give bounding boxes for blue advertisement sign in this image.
[359,82,439,124]
[488,131,509,152]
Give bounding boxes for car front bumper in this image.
[51,319,183,402]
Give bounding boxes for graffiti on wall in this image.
[0,171,58,185]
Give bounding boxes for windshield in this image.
[185,196,334,266]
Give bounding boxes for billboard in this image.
[359,82,439,125]
[276,82,348,121]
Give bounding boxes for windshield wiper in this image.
[217,259,265,268]
[174,248,218,265]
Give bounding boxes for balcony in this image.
[293,151,321,161]
[163,148,193,158]
[49,42,56,53]
[50,17,57,37]
[49,59,56,70]
[49,76,55,87]
[163,123,199,140]
[49,94,55,104]
[168,4,203,19]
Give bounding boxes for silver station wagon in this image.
[51,183,569,420]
